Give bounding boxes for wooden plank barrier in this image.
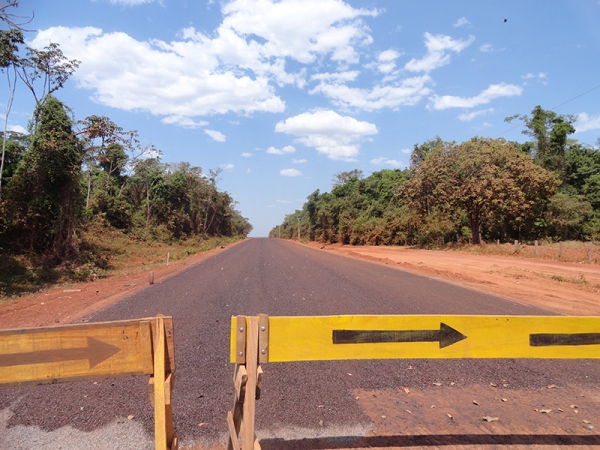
[228,314,600,449]
[0,315,177,450]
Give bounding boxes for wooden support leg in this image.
[152,316,177,450]
[227,315,263,450]
[242,316,260,449]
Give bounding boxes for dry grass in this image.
[0,223,243,299]
[442,240,598,265]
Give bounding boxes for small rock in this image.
[128,415,134,420]
[473,400,479,405]
[483,416,499,422]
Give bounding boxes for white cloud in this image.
[205,129,226,142]
[521,72,548,84]
[453,17,470,27]
[400,148,411,154]
[373,49,402,74]
[275,109,377,161]
[292,158,308,163]
[311,71,360,83]
[7,124,27,134]
[266,145,296,155]
[479,44,494,52]
[161,115,209,128]
[457,107,494,121]
[429,83,522,110]
[221,163,234,170]
[371,157,404,167]
[30,0,378,121]
[575,113,600,133]
[241,152,252,157]
[311,75,433,111]
[280,168,302,177]
[404,32,474,73]
[276,199,291,203]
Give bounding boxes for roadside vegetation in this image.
[271,106,600,250]
[0,4,252,297]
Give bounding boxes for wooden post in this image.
[228,316,264,450]
[150,272,155,285]
[242,317,259,449]
[152,315,177,450]
[588,243,594,262]
[534,240,539,256]
[514,240,519,252]
[166,253,170,266]
[496,239,500,247]
[559,242,564,258]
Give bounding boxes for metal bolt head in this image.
[261,326,266,331]
[239,327,244,332]
[238,351,243,356]
[261,349,266,354]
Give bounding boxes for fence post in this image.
[559,242,564,258]
[514,240,519,252]
[588,243,594,262]
[534,240,539,256]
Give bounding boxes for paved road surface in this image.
[1,239,599,449]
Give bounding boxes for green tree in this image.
[403,137,560,244]
[0,27,24,199]
[332,169,363,186]
[544,192,593,240]
[409,136,448,169]
[505,105,576,173]
[5,96,83,259]
[18,42,81,106]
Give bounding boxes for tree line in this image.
[0,4,251,266]
[271,106,600,246]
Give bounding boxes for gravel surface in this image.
[1,238,599,449]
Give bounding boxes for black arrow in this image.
[0,337,121,369]
[530,333,600,347]
[333,323,467,349]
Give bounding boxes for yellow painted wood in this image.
[153,317,167,450]
[0,318,163,386]
[230,315,600,362]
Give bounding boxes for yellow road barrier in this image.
[228,314,600,449]
[0,315,177,450]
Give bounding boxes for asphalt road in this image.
[2,238,599,449]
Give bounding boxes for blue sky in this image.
[3,0,600,236]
